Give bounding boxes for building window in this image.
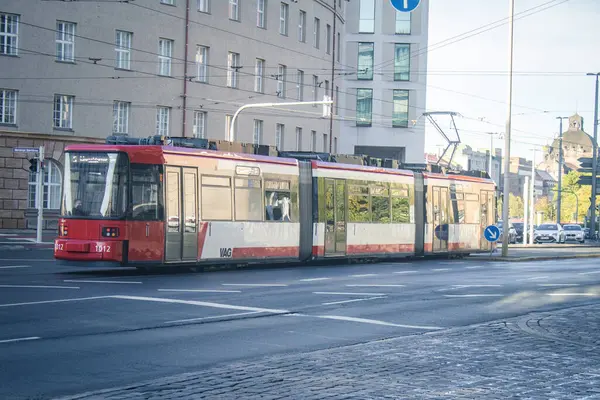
[393,90,409,128]
[196,45,208,82]
[255,58,265,93]
[229,0,240,21]
[359,0,375,33]
[323,133,328,152]
[28,160,62,210]
[396,11,411,34]
[334,137,338,153]
[296,127,302,150]
[312,75,319,104]
[336,32,341,62]
[0,89,17,125]
[279,2,289,35]
[335,86,339,115]
[115,30,132,70]
[298,10,306,42]
[277,64,286,98]
[158,38,173,76]
[53,95,73,129]
[326,24,331,54]
[324,80,329,95]
[112,101,130,134]
[311,130,316,151]
[394,43,410,81]
[257,0,266,28]
[56,21,76,62]
[193,110,207,138]
[0,13,19,56]
[198,0,209,12]
[161,0,174,4]
[296,70,304,100]
[226,114,234,139]
[356,88,372,126]
[276,123,284,149]
[156,106,170,135]
[313,18,320,49]
[253,119,263,144]
[357,42,374,80]
[227,52,240,88]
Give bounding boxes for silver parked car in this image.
[534,223,565,244]
[563,224,585,243]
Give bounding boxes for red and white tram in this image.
[54,140,496,267]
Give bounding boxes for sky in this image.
[424,0,600,160]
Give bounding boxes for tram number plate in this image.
[55,243,64,251]
[95,245,111,253]
[219,248,232,258]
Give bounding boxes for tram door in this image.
[165,167,198,262]
[480,190,496,250]
[324,179,347,255]
[432,186,449,252]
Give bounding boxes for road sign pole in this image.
[36,145,44,244]
[523,176,529,245]
[529,150,536,245]
[589,72,600,240]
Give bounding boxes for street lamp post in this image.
[587,72,600,238]
[556,116,568,225]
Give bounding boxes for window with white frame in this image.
[115,30,132,70]
[296,127,302,150]
[276,123,284,150]
[334,137,338,153]
[196,45,208,82]
[197,0,209,12]
[279,2,289,35]
[53,94,73,129]
[253,119,263,144]
[335,86,339,115]
[296,70,304,100]
[112,101,130,134]
[161,0,174,4]
[312,75,318,104]
[326,24,331,54]
[229,0,239,21]
[359,0,375,33]
[336,32,341,62]
[227,52,240,88]
[28,160,62,210]
[311,130,316,151]
[0,89,17,124]
[313,18,320,49]
[158,38,173,76]
[193,110,207,138]
[0,13,19,56]
[395,10,411,34]
[277,64,286,98]
[226,114,234,139]
[255,58,264,93]
[257,0,266,28]
[56,21,75,62]
[392,89,409,128]
[298,10,306,42]
[323,133,328,152]
[156,106,170,135]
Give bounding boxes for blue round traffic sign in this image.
[390,0,421,12]
[483,225,501,243]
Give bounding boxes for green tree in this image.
[509,193,524,219]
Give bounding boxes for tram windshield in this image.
[61,152,129,218]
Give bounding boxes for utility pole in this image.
[36,145,44,244]
[529,149,536,245]
[523,176,529,245]
[587,72,600,239]
[556,116,568,225]
[328,0,337,153]
[501,0,515,257]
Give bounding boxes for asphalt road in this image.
[2,249,600,399]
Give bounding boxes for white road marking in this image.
[221,283,288,287]
[578,270,600,275]
[0,285,79,289]
[158,289,242,293]
[440,262,464,265]
[546,293,598,297]
[164,311,263,324]
[0,259,56,262]
[112,295,289,313]
[345,284,405,288]
[64,280,143,285]
[299,277,331,282]
[537,283,580,287]
[0,336,41,344]
[322,296,386,306]
[444,294,504,298]
[0,296,109,308]
[312,315,443,330]
[517,276,549,281]
[393,270,417,274]
[464,266,483,269]
[350,274,377,278]
[313,291,387,296]
[0,265,31,269]
[432,268,450,272]
[452,285,502,288]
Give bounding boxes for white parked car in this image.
[534,223,565,244]
[563,224,585,244]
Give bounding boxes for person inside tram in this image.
[73,199,86,216]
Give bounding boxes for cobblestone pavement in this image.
[57,305,600,400]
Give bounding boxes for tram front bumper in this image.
[54,239,123,262]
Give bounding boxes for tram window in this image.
[166,172,180,233]
[465,193,479,202]
[235,178,263,221]
[372,196,390,223]
[464,199,480,224]
[456,200,466,223]
[391,197,410,223]
[265,180,292,222]
[349,195,370,222]
[201,175,232,221]
[131,164,163,221]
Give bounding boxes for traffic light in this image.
[28,158,37,173]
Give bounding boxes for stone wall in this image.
[0,131,102,230]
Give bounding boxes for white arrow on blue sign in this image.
[390,0,421,12]
[483,225,501,243]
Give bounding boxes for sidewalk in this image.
[471,243,600,262]
[56,303,600,400]
[0,229,55,250]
